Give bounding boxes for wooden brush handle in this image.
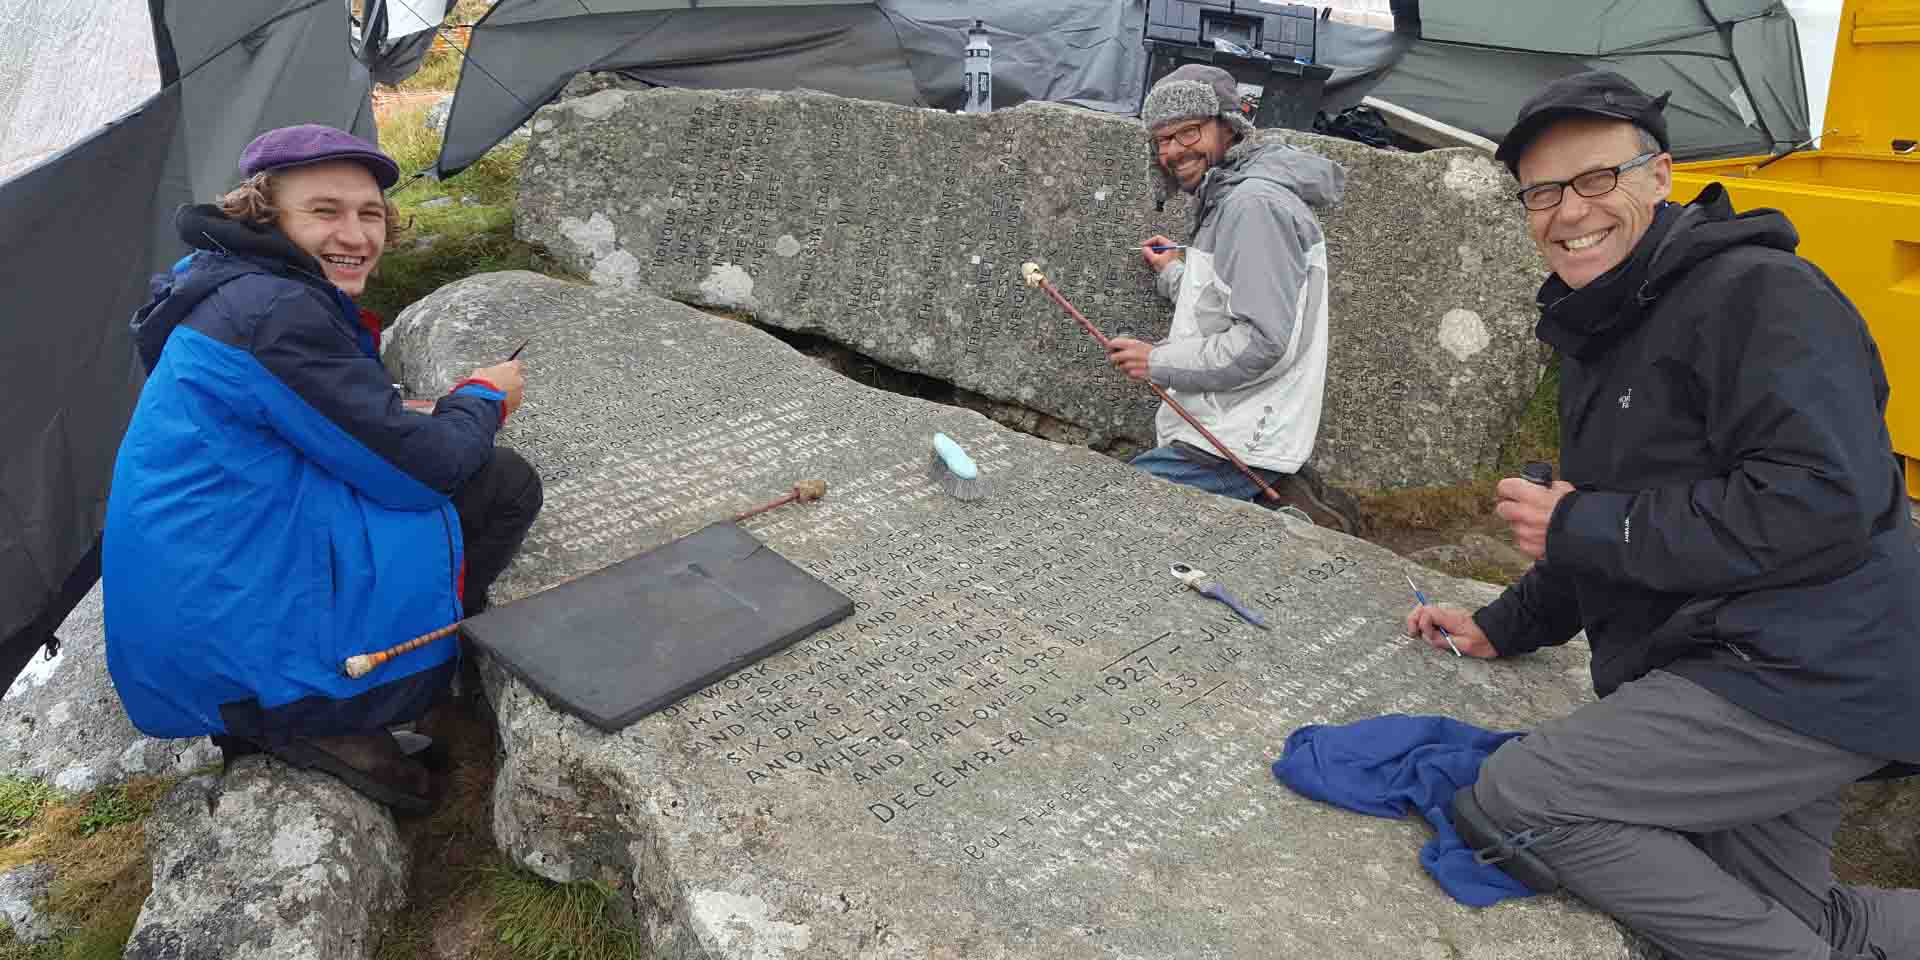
[1036,279,1282,503]
[733,480,829,523]
[343,621,461,679]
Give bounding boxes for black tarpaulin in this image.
[0,0,377,685]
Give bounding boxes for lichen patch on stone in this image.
[691,889,813,960]
[1438,308,1491,361]
[1442,156,1506,201]
[561,89,629,122]
[699,264,758,311]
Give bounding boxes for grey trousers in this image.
[1474,669,1920,960]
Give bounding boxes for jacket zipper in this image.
[439,507,461,621]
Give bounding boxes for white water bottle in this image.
[963,20,992,113]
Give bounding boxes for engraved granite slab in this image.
[516,88,1549,489]
[385,272,1628,960]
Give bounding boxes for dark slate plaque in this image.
[462,521,853,732]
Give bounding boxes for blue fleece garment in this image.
[1273,715,1534,907]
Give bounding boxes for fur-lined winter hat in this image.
[1142,64,1255,210]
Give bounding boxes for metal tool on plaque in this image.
[1169,562,1270,629]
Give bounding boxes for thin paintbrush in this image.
[1405,573,1462,657]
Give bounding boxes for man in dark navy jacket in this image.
[1407,73,1920,959]
[104,126,543,813]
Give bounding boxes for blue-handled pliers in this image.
[1170,563,1269,629]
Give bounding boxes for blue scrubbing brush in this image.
[928,433,986,501]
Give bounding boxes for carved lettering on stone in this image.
[384,274,1626,959]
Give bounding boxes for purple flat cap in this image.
[239,124,400,189]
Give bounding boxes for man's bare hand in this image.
[1404,605,1499,658]
[1106,337,1154,381]
[467,359,525,419]
[1495,477,1575,560]
[1141,234,1183,274]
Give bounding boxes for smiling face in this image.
[273,161,388,297]
[1516,117,1672,289]
[1152,117,1234,192]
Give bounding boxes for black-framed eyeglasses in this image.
[1515,152,1660,211]
[1149,121,1210,152]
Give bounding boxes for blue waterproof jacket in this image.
[104,205,506,742]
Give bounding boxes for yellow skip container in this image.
[1671,0,1920,491]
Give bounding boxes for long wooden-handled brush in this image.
[344,622,460,679]
[341,479,831,680]
[732,478,829,522]
[929,433,986,501]
[1021,261,1283,504]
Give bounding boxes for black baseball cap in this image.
[1495,70,1672,175]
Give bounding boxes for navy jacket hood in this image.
[131,205,337,373]
[1535,185,1800,361]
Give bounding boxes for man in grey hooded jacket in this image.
[1107,64,1358,532]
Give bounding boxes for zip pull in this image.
[1722,640,1753,662]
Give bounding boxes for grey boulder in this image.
[0,586,218,793]
[515,87,1548,491]
[124,756,408,960]
[0,862,54,944]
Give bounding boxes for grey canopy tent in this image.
[1314,0,1810,161]
[436,0,1808,177]
[434,0,1157,176]
[0,0,443,690]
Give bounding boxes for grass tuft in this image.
[0,777,172,960]
[361,204,560,322]
[1357,481,1497,533]
[373,696,508,960]
[484,865,645,960]
[1495,354,1562,475]
[360,104,572,322]
[450,0,494,24]
[377,103,526,206]
[0,779,53,846]
[398,48,466,96]
[73,783,158,838]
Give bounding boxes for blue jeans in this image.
[1130,444,1285,505]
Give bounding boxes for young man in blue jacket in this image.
[1408,73,1920,959]
[104,126,543,813]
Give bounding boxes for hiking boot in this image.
[1451,784,1560,894]
[1269,465,1365,535]
[271,730,436,816]
[390,728,450,772]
